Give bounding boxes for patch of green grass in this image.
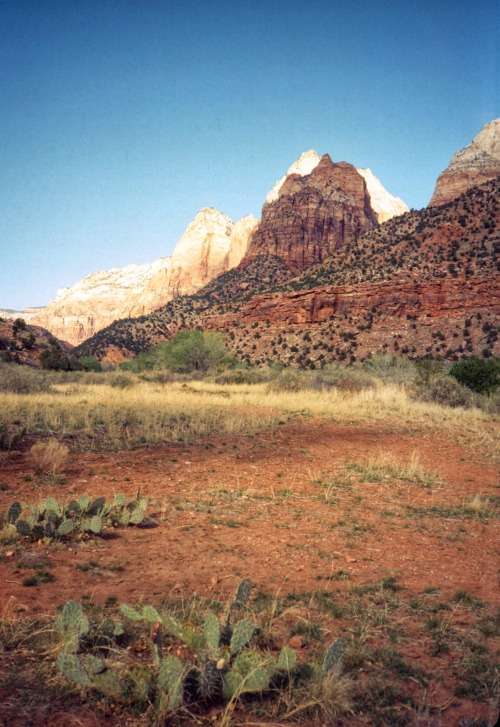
[345,452,442,489]
[453,590,486,610]
[21,570,55,587]
[406,502,498,520]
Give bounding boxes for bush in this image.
[416,376,477,409]
[362,353,417,385]
[160,330,227,374]
[449,357,499,395]
[78,356,102,372]
[109,373,135,389]
[214,366,275,385]
[0,363,50,394]
[41,339,81,372]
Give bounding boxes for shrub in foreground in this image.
[29,439,69,475]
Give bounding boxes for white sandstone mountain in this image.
[265,150,409,222]
[31,209,257,345]
[429,119,500,206]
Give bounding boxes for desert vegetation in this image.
[0,350,498,725]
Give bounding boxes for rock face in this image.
[163,209,258,300]
[214,276,497,327]
[265,150,408,223]
[429,119,500,206]
[265,150,322,204]
[243,155,379,274]
[31,258,172,345]
[31,208,257,345]
[356,168,409,222]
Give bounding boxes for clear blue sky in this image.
[1,0,498,309]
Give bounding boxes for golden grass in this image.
[29,439,69,475]
[0,379,497,455]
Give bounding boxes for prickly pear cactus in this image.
[277,645,297,672]
[232,578,254,608]
[56,600,90,653]
[204,613,220,653]
[322,637,345,673]
[142,604,161,623]
[120,603,143,622]
[198,658,221,699]
[157,656,184,710]
[57,652,91,686]
[6,501,21,524]
[77,495,90,511]
[43,497,61,517]
[223,650,270,698]
[56,519,74,536]
[129,508,146,525]
[230,619,255,655]
[86,496,105,516]
[16,520,32,536]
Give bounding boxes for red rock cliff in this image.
[242,155,378,274]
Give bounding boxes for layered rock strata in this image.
[243,155,379,274]
[429,119,500,206]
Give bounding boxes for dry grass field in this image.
[0,369,498,726]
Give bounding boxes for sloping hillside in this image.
[76,178,499,365]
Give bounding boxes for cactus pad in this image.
[230,619,255,655]
[57,653,91,686]
[322,638,346,673]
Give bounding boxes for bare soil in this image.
[0,416,499,726]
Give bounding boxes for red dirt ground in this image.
[0,417,499,725]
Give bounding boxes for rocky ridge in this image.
[429,119,500,206]
[76,177,499,365]
[31,209,257,345]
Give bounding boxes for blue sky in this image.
[1,0,498,309]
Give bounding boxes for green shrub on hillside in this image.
[41,339,81,372]
[159,330,228,374]
[449,357,499,395]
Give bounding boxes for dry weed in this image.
[29,439,69,475]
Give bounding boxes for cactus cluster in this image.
[56,578,347,718]
[5,492,148,542]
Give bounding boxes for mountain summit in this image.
[265,150,408,223]
[429,119,500,206]
[31,209,257,344]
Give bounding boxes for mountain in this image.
[242,155,379,274]
[204,178,498,366]
[0,317,72,369]
[75,255,293,363]
[429,119,500,206]
[31,209,257,345]
[265,149,408,223]
[76,176,499,365]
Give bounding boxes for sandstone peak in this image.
[429,119,500,206]
[244,155,378,274]
[265,150,321,204]
[357,168,409,222]
[265,150,408,223]
[31,207,256,345]
[447,119,500,173]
